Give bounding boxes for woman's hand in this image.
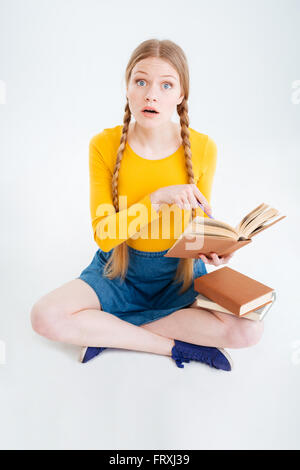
[150,184,212,215]
[197,252,234,266]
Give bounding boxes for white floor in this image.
[1,239,299,450]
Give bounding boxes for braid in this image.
[112,102,131,212]
[178,98,196,220]
[102,101,132,281]
[173,98,196,294]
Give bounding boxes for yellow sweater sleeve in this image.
[194,136,218,219]
[89,138,162,252]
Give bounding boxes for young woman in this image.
[30,39,264,371]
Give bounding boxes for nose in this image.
[144,84,159,102]
[145,96,158,107]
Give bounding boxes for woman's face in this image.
[126,57,184,127]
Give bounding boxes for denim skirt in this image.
[76,245,207,326]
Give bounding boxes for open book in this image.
[164,203,286,259]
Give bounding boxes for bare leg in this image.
[140,300,264,349]
[31,280,263,361]
[30,279,174,356]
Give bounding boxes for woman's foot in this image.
[79,341,233,371]
[79,346,107,363]
[171,339,233,371]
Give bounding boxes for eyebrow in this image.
[133,70,177,80]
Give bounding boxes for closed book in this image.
[193,266,274,316]
[195,292,276,321]
[164,202,286,259]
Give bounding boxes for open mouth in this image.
[142,110,159,115]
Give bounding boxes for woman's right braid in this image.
[112,101,132,212]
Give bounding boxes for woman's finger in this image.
[211,253,221,265]
[192,185,212,214]
[186,187,199,209]
[190,193,201,209]
[200,254,215,264]
[184,189,200,210]
[180,194,190,210]
[174,195,185,210]
[199,252,234,266]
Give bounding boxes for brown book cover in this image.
[164,202,286,259]
[193,266,274,316]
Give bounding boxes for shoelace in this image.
[172,348,215,368]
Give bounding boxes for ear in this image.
[177,92,184,106]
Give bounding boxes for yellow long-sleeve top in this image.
[89,124,217,252]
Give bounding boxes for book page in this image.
[235,203,268,234]
[192,218,238,236]
[243,206,277,231]
[242,207,279,238]
[249,215,286,238]
[191,225,238,239]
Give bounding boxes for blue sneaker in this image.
[171,339,233,371]
[79,346,107,363]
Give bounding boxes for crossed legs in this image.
[30,279,264,356]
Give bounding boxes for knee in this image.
[227,318,264,348]
[30,300,64,341]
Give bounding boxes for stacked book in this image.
[194,266,276,322]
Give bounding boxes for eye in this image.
[135,79,173,89]
[135,79,146,86]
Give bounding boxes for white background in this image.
[0,0,299,450]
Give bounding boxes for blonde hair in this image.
[103,38,198,294]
